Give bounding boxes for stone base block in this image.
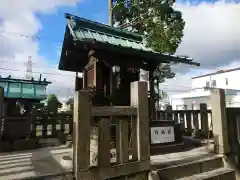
[13,139,38,151]
[0,141,12,152]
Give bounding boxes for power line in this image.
[0,11,170,47]
[0,65,192,88]
[0,60,62,69]
[0,7,153,44]
[0,31,63,43]
[0,60,192,87]
[0,67,75,77]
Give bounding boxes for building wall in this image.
[172,96,210,110]
[172,92,240,110]
[171,70,240,109]
[191,70,240,90]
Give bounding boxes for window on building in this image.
[8,83,21,93]
[35,85,46,96]
[22,83,34,95]
[211,80,217,87]
[206,81,210,87]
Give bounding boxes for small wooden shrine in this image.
[59,13,200,120]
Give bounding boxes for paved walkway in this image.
[0,146,71,180]
[0,144,214,180]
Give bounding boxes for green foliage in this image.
[45,94,62,113]
[112,0,185,99]
[112,0,184,53]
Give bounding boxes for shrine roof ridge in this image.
[65,13,143,42]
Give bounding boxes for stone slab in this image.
[0,145,215,180]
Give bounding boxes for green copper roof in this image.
[65,13,152,52]
[65,13,143,41]
[71,27,152,52]
[59,13,200,72]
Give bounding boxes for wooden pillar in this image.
[73,91,91,179]
[149,69,156,120]
[166,105,172,120]
[98,118,111,166]
[192,110,199,136]
[200,103,209,137]
[210,88,229,154]
[179,112,185,131]
[131,81,150,161]
[0,87,4,141]
[186,111,192,136]
[118,68,130,105]
[116,117,129,164]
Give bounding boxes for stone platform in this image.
[0,143,216,180]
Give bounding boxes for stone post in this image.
[73,91,91,179]
[200,103,209,138]
[131,81,150,161]
[210,88,230,154]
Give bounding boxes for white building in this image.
[171,67,240,110]
[58,102,71,112]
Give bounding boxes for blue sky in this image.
[36,0,108,65]
[11,0,238,98]
[35,0,220,66]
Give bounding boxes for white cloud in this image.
[0,0,84,102]
[175,1,240,69]
[163,1,240,94]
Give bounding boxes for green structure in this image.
[0,75,51,141]
[0,76,51,100]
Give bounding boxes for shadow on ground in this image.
[30,147,72,180]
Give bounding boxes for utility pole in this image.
[108,0,113,26]
[25,56,33,80]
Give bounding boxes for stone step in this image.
[157,155,224,179]
[176,167,236,180]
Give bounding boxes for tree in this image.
[112,0,185,100]
[45,94,62,113]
